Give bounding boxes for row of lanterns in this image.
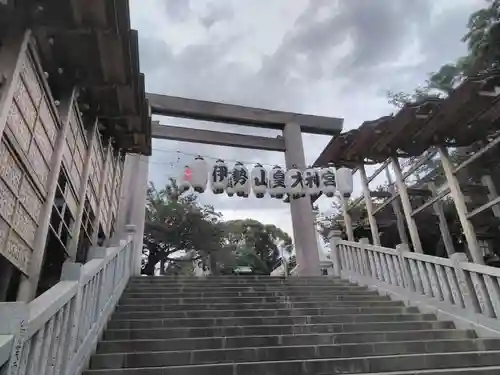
[179,156,353,199]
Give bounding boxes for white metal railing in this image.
[0,231,135,375]
[331,238,500,336]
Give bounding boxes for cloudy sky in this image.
[129,0,483,243]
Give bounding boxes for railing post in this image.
[450,252,481,313]
[124,224,138,276]
[59,261,84,374]
[341,196,354,241]
[0,302,28,375]
[327,229,343,277]
[87,247,107,318]
[358,238,372,277]
[396,243,415,291]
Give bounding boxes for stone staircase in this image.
[83,276,500,374]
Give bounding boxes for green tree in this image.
[142,178,225,275]
[221,219,293,274]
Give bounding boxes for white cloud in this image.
[131,0,482,242]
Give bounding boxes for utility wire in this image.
[143,147,286,168]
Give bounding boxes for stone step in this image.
[129,277,355,286]
[97,329,477,353]
[118,293,387,305]
[122,286,371,296]
[120,290,380,299]
[89,339,500,370]
[111,306,420,320]
[108,313,437,330]
[126,282,360,289]
[83,351,500,374]
[114,299,405,312]
[129,276,342,281]
[128,279,351,285]
[103,321,454,340]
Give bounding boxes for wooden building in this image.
[314,68,500,266]
[0,1,151,301]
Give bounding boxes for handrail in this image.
[330,238,500,336]
[0,231,135,375]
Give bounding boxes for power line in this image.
[148,148,285,167]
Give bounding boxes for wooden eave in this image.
[342,116,393,163]
[388,99,443,157]
[313,68,500,172]
[313,130,360,167]
[411,74,500,148]
[3,0,151,155]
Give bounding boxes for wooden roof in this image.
[314,69,500,168]
[1,0,151,155]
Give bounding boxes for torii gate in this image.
[124,93,344,276]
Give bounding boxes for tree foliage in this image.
[221,219,293,274]
[142,180,294,275]
[142,178,225,275]
[387,0,500,108]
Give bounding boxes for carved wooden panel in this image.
[13,78,36,130]
[28,141,48,188]
[0,179,16,223]
[5,230,31,275]
[33,119,54,164]
[21,56,43,108]
[0,141,23,195]
[12,205,37,247]
[6,101,31,153]
[38,98,57,145]
[19,177,42,222]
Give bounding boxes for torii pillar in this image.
[284,122,321,276]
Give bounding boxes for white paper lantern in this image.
[226,174,235,197]
[211,159,229,194]
[286,165,304,199]
[303,166,321,196]
[233,162,250,197]
[268,165,286,199]
[191,155,208,193]
[336,167,353,197]
[251,163,267,198]
[179,165,191,193]
[320,166,337,197]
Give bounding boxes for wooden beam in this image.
[370,191,392,198]
[147,93,344,135]
[391,156,424,253]
[367,160,390,183]
[152,122,286,152]
[438,146,483,264]
[359,165,381,245]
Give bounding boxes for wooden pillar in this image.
[341,196,354,241]
[91,141,112,244]
[438,146,483,264]
[359,164,380,246]
[17,88,76,301]
[390,156,423,253]
[481,175,500,218]
[67,120,97,259]
[385,167,409,245]
[428,182,455,257]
